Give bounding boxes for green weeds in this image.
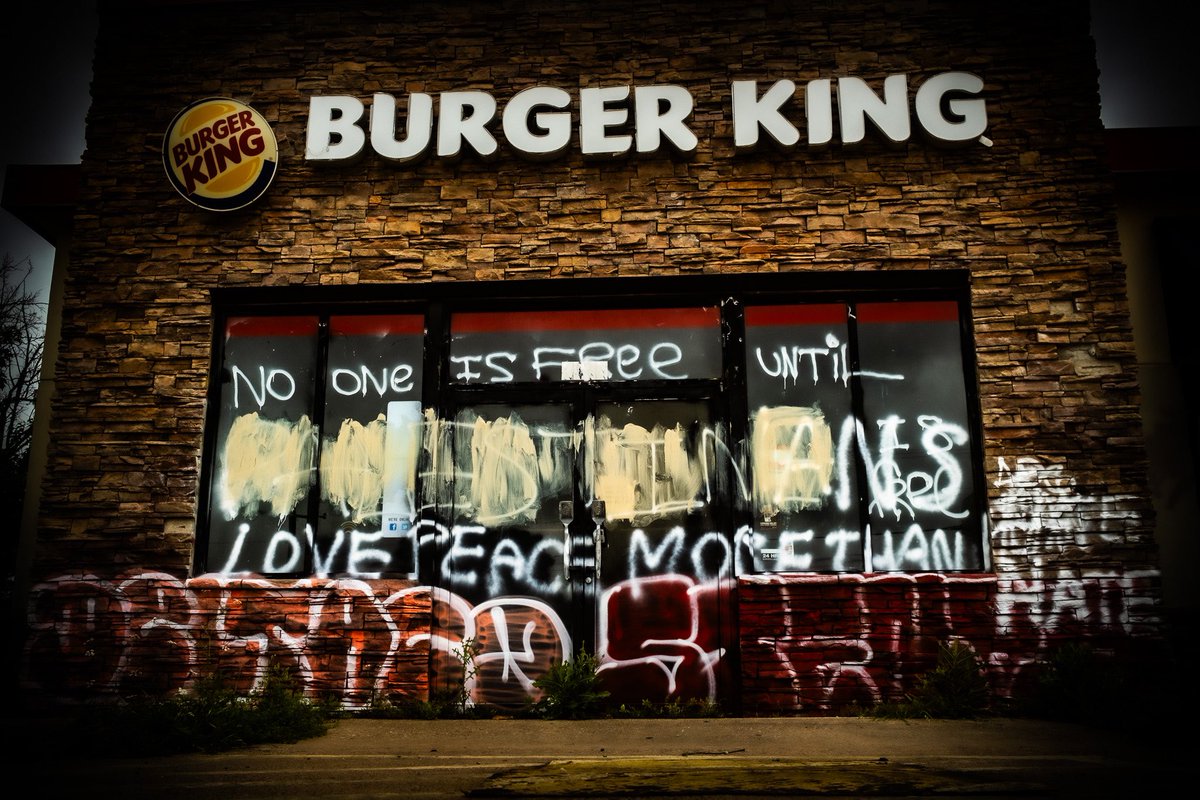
[867,640,991,720]
[1023,641,1128,725]
[526,647,611,719]
[73,663,336,757]
[359,636,494,720]
[611,697,724,718]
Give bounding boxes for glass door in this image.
[428,400,582,707]
[589,398,734,705]
[429,303,734,708]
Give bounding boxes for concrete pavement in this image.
[6,715,1188,798]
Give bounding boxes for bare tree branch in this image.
[1,252,45,477]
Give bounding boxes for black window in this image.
[197,275,987,579]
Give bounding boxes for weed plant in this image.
[868,639,991,720]
[449,637,483,715]
[611,697,725,718]
[1024,642,1126,725]
[359,636,495,719]
[527,647,610,719]
[74,663,335,757]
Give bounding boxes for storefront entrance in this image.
[198,278,987,709]
[433,385,735,706]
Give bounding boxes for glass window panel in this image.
[856,301,983,571]
[743,305,863,571]
[316,315,425,577]
[206,316,319,576]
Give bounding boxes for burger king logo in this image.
[163,98,279,211]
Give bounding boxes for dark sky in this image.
[1089,0,1196,129]
[0,1,1195,305]
[0,2,97,302]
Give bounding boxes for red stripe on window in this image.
[452,307,720,333]
[330,315,425,336]
[745,304,846,326]
[857,301,960,323]
[226,316,318,337]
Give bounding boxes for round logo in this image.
[163,98,279,211]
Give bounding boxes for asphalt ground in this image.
[2,715,1187,799]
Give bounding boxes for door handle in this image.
[591,500,606,578]
[559,500,574,576]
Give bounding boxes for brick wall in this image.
[738,572,1167,714]
[21,575,432,708]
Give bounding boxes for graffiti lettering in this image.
[449,353,512,383]
[330,364,415,397]
[24,562,1160,714]
[473,598,572,694]
[452,340,690,383]
[830,414,970,523]
[737,569,1159,714]
[753,334,848,387]
[206,393,981,581]
[870,524,965,571]
[990,456,1136,571]
[488,537,566,597]
[757,527,863,572]
[598,574,728,703]
[628,527,686,581]
[440,525,486,590]
[910,416,969,518]
[231,365,296,409]
[266,529,304,572]
[593,417,709,520]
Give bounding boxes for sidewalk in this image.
[7,715,1187,798]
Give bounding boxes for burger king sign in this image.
[163,98,279,211]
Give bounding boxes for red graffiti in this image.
[736,573,1166,714]
[20,570,1167,715]
[597,575,734,703]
